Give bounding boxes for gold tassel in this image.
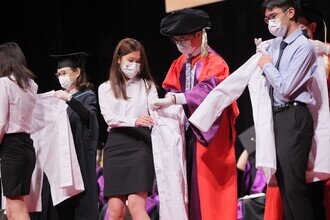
[201,27,210,58]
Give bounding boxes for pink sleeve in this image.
[0,80,9,143]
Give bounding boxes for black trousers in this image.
[273,105,315,220]
[307,181,326,220]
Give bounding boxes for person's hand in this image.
[96,149,102,166]
[310,39,330,56]
[258,52,272,69]
[135,115,154,127]
[55,90,72,101]
[151,95,175,109]
[255,38,272,54]
[254,38,263,53]
[236,149,249,171]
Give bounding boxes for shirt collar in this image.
[283,28,303,45]
[125,76,139,85]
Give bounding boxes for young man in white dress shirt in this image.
[258,0,318,219]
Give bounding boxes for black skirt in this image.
[103,127,155,197]
[0,133,36,196]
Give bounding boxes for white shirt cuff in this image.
[175,93,187,105]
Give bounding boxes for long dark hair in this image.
[109,38,156,99]
[73,60,94,92]
[0,42,35,90]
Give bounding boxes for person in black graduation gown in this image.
[30,52,99,220]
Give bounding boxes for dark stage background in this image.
[1,0,329,144]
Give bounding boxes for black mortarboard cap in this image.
[160,8,211,36]
[238,126,256,156]
[50,52,88,69]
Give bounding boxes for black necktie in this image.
[270,40,288,106]
[275,41,288,68]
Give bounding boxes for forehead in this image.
[173,33,195,40]
[265,7,283,17]
[57,67,72,72]
[122,50,141,60]
[297,17,309,25]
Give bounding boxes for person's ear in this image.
[287,7,295,20]
[194,31,202,44]
[309,22,317,35]
[196,31,202,38]
[73,68,81,79]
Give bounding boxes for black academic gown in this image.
[30,89,99,220]
[59,89,99,220]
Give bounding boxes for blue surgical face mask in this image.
[301,29,310,38]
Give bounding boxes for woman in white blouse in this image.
[0,42,38,220]
[98,38,158,220]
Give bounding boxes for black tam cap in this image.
[160,8,211,36]
[299,4,324,23]
[238,126,256,156]
[50,52,88,69]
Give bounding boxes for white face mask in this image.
[268,10,289,37]
[58,74,73,90]
[176,41,197,55]
[120,61,140,79]
[268,19,288,37]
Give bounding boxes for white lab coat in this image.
[25,91,84,212]
[150,105,188,220]
[189,53,330,183]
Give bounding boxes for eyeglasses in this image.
[55,67,76,77]
[170,33,196,44]
[55,70,70,77]
[264,9,289,24]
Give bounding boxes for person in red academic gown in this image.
[151,8,239,220]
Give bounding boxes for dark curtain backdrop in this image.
[1,0,329,143]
